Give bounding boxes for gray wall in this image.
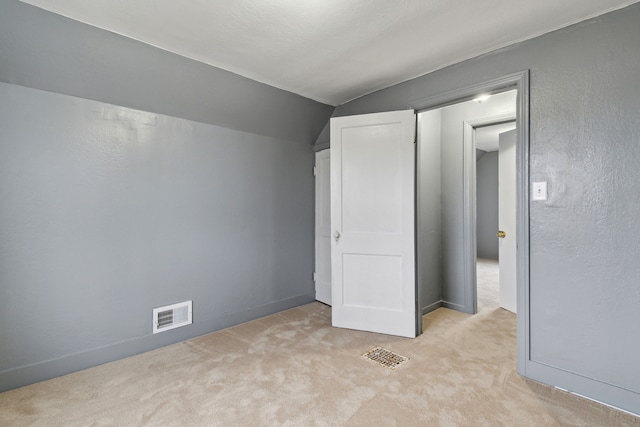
[0,0,333,392]
[331,3,640,414]
[476,151,499,260]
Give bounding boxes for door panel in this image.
[330,110,416,338]
[342,254,403,310]
[498,129,517,313]
[341,128,403,234]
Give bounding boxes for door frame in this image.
[463,112,516,314]
[409,71,530,375]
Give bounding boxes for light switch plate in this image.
[532,181,547,201]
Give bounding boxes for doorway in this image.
[412,72,529,363]
[317,72,529,365]
[417,90,517,317]
[474,121,517,313]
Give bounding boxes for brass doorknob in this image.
[497,230,506,238]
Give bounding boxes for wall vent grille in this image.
[152,300,192,334]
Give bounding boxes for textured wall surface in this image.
[0,84,316,390]
[477,151,499,260]
[0,0,334,392]
[333,3,640,414]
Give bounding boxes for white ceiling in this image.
[21,0,639,106]
[475,122,516,152]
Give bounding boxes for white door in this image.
[314,149,332,305]
[330,110,417,338]
[498,129,517,313]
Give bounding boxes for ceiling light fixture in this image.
[473,94,491,103]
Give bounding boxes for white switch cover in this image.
[532,181,547,201]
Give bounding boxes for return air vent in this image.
[152,300,192,334]
[362,347,409,369]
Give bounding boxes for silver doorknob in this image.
[497,230,506,238]
[334,231,341,241]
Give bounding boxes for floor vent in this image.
[362,347,409,369]
[152,300,192,334]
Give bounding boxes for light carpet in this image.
[1,260,638,426]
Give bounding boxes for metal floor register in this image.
[362,347,409,369]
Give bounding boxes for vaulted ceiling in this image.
[21,0,639,106]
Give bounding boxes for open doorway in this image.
[416,89,518,318]
[317,71,529,365]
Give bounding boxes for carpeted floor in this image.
[1,260,638,426]
[476,257,500,313]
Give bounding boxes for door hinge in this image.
[313,166,317,176]
[313,272,317,282]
